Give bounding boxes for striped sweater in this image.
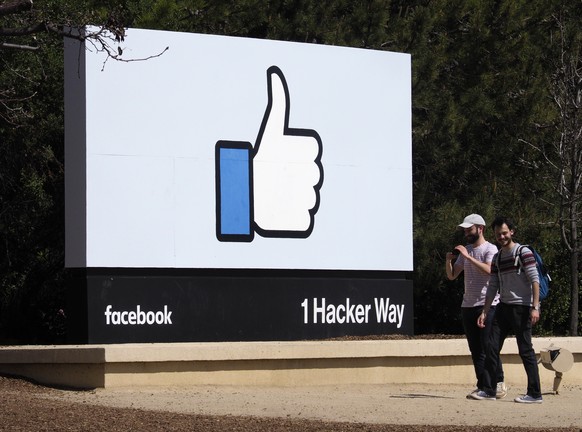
[486,244,539,306]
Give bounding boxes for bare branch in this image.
[0,21,46,37]
[0,41,38,50]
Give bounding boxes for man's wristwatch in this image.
[532,305,540,311]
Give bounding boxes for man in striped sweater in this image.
[470,216,542,403]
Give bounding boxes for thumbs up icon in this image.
[216,66,324,242]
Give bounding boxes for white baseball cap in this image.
[458,214,486,228]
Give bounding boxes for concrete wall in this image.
[1,337,580,390]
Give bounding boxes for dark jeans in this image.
[482,303,541,398]
[462,306,503,389]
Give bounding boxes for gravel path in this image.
[1,375,580,431]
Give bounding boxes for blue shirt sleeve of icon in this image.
[216,142,253,241]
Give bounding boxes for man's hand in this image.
[477,311,486,328]
[455,245,469,258]
[531,309,540,325]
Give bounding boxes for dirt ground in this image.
[1,375,580,432]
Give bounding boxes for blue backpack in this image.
[514,245,551,301]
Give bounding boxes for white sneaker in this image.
[496,382,508,399]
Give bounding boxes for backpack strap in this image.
[496,250,503,293]
[515,245,527,275]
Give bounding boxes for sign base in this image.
[66,269,413,344]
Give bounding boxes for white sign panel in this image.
[65,28,412,271]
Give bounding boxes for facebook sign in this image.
[64,28,413,343]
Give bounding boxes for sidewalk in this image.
[49,382,582,429]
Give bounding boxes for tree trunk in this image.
[570,206,579,336]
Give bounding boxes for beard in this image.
[465,233,479,244]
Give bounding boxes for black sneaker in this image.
[469,390,496,401]
[514,394,543,404]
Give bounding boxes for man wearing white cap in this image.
[446,214,507,399]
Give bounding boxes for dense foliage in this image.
[0,0,580,342]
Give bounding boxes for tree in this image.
[1,0,579,341]
[552,3,582,336]
[524,2,582,335]
[0,0,137,342]
[1,0,135,128]
[0,0,127,49]
[398,0,561,333]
